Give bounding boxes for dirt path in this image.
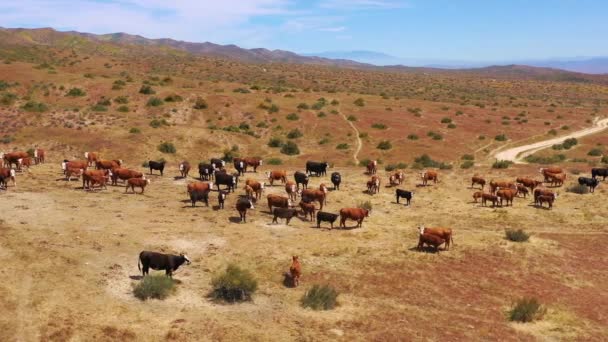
[494,117,608,163]
[340,112,362,165]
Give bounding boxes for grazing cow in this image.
[267,194,292,212]
[578,177,600,193]
[420,170,438,186]
[33,148,45,164]
[63,160,88,175]
[83,169,110,190]
[190,189,209,207]
[96,159,122,170]
[236,198,255,223]
[331,172,341,190]
[417,233,445,252]
[65,167,84,181]
[418,226,454,250]
[3,152,28,169]
[126,177,151,194]
[244,185,254,199]
[233,158,246,176]
[111,168,143,186]
[245,179,265,200]
[546,172,566,187]
[367,176,381,194]
[299,201,316,221]
[244,157,263,172]
[138,251,190,278]
[187,181,213,196]
[294,171,309,190]
[179,161,191,178]
[537,194,556,209]
[218,190,228,209]
[481,193,499,207]
[339,208,370,228]
[366,160,378,175]
[472,191,483,203]
[316,211,339,229]
[301,189,327,210]
[591,168,608,181]
[534,189,557,205]
[471,175,486,190]
[17,157,33,172]
[272,208,298,225]
[516,184,529,198]
[215,172,237,192]
[306,161,329,176]
[396,189,414,205]
[148,160,166,176]
[489,180,515,194]
[0,168,16,187]
[266,170,287,186]
[540,166,563,176]
[210,158,226,170]
[84,152,100,167]
[496,187,518,206]
[198,163,215,180]
[516,177,543,193]
[289,256,302,287]
[285,181,298,201]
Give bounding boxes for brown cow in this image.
[301,189,327,210]
[516,184,529,198]
[65,167,84,181]
[244,157,263,172]
[17,157,33,172]
[85,152,100,166]
[111,168,143,185]
[339,208,370,228]
[96,160,122,170]
[285,181,298,201]
[187,181,213,195]
[417,233,445,252]
[540,166,563,177]
[245,179,265,200]
[267,194,292,212]
[496,187,517,206]
[418,226,454,250]
[244,185,254,199]
[367,160,378,175]
[179,161,191,178]
[3,152,28,168]
[0,168,16,187]
[490,180,514,194]
[367,175,381,194]
[63,160,88,174]
[126,177,151,194]
[299,201,316,221]
[389,171,405,186]
[481,193,499,207]
[534,189,557,205]
[516,177,543,192]
[537,194,556,209]
[34,148,45,164]
[289,256,302,287]
[471,175,486,190]
[472,191,483,203]
[266,170,287,186]
[83,169,110,190]
[87,174,109,191]
[546,172,566,187]
[420,170,438,186]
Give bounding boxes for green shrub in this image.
[0,92,17,105]
[602,156,608,164]
[268,137,284,148]
[164,94,183,102]
[211,264,258,302]
[353,98,365,107]
[508,297,545,323]
[548,129,557,136]
[495,134,508,142]
[301,284,339,310]
[268,104,279,113]
[114,96,129,104]
[567,184,589,194]
[347,115,357,121]
[1,135,14,144]
[286,113,299,121]
[336,143,349,150]
[139,85,155,95]
[413,154,450,169]
[147,97,164,107]
[158,142,176,154]
[267,158,282,165]
[133,275,175,300]
[385,162,407,171]
[281,141,300,155]
[377,140,392,150]
[287,129,303,139]
[358,132,368,138]
[117,105,129,112]
[358,200,373,210]
[371,123,387,129]
[587,148,602,156]
[331,99,339,106]
[524,154,566,164]
[193,97,208,109]
[492,160,514,169]
[149,119,169,128]
[256,121,268,128]
[460,160,475,169]
[505,229,530,242]
[66,88,86,97]
[129,127,141,134]
[22,101,48,112]
[441,117,452,124]
[233,88,251,94]
[407,134,419,140]
[461,154,474,160]
[427,131,443,140]
[317,112,326,118]
[447,123,457,129]
[222,149,238,162]
[297,103,309,110]
[318,137,330,145]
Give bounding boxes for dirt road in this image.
[339,112,362,165]
[494,117,608,163]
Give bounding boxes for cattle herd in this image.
[2,149,607,285]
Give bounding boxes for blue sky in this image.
[1,0,607,61]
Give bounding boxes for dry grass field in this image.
[1,28,608,341]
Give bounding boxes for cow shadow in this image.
[415,183,430,188]
[129,275,143,280]
[530,204,551,210]
[407,246,442,254]
[212,205,222,211]
[174,176,187,181]
[228,216,243,223]
[282,272,296,288]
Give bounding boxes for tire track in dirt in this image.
[339,112,362,165]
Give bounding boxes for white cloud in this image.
[282,16,344,32]
[319,26,346,32]
[320,0,408,10]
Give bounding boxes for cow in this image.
[210,158,225,170]
[472,191,483,203]
[3,152,28,169]
[285,181,298,202]
[331,172,341,190]
[83,169,110,190]
[266,170,287,186]
[215,172,237,192]
[339,208,370,228]
[516,177,543,193]
[138,251,190,278]
[126,177,151,194]
[187,181,213,196]
[84,152,100,167]
[420,170,438,186]
[218,190,228,209]
[306,161,329,176]
[396,189,414,205]
[148,160,166,176]
[481,193,499,207]
[301,189,326,210]
[233,158,246,176]
[190,189,209,207]
[111,168,143,186]
[417,233,445,252]
[179,161,191,178]
[489,180,515,194]
[294,171,309,190]
[33,148,45,164]
[537,194,556,209]
[245,179,265,200]
[367,176,380,194]
[244,185,254,199]
[65,167,84,181]
[540,166,563,177]
[579,177,600,193]
[96,159,122,170]
[198,163,215,180]
[17,157,33,172]
[471,175,486,190]
[316,211,338,229]
[366,160,377,175]
[62,160,88,175]
[546,172,566,187]
[591,168,608,181]
[244,157,263,172]
[299,201,316,221]
[418,226,454,250]
[515,184,529,198]
[0,168,16,187]
[272,208,298,225]
[289,256,302,287]
[236,198,255,223]
[534,189,557,205]
[267,194,292,212]
[496,187,517,206]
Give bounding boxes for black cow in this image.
[190,189,209,207]
[218,190,228,209]
[579,177,600,193]
[234,158,246,176]
[138,251,191,277]
[148,160,166,176]
[236,198,255,223]
[316,211,339,229]
[331,172,341,190]
[272,208,298,225]
[294,171,309,190]
[306,161,329,176]
[396,189,414,206]
[592,168,608,181]
[198,163,215,180]
[210,158,225,170]
[215,172,237,192]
